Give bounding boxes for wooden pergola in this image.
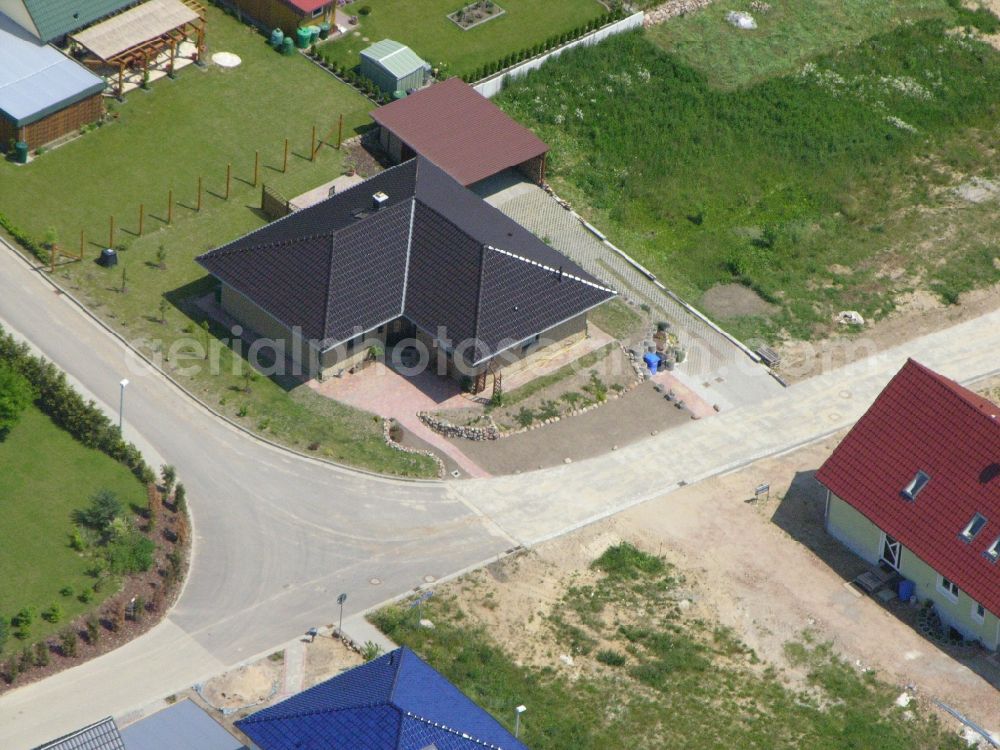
[70,0,207,98]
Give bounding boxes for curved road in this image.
[2,242,999,748]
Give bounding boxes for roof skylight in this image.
[901,471,930,501]
[961,513,987,541]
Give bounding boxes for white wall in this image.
[473,11,645,98]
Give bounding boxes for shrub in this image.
[515,407,535,427]
[41,604,61,623]
[18,647,33,673]
[174,482,187,514]
[489,384,504,407]
[596,648,627,666]
[34,641,50,667]
[14,606,35,628]
[358,5,371,15]
[593,542,665,579]
[360,640,383,661]
[86,616,100,645]
[160,464,177,494]
[74,489,124,538]
[106,530,155,574]
[59,586,74,597]
[0,362,34,438]
[78,588,93,604]
[59,629,78,658]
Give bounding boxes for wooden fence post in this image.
[311,125,317,161]
[283,138,289,173]
[197,177,203,211]
[79,229,85,259]
[139,203,145,236]
[254,151,260,187]
[168,189,173,224]
[337,113,344,149]
[226,163,232,199]
[109,215,115,248]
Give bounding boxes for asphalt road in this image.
[2,241,999,749]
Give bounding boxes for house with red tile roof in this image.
[224,0,332,35]
[816,359,1000,650]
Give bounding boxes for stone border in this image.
[643,0,715,28]
[419,342,653,441]
[382,418,446,478]
[448,2,506,30]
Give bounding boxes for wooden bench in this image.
[756,345,781,368]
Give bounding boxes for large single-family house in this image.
[235,646,529,750]
[816,358,1000,649]
[197,156,615,387]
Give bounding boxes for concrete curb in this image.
[0,237,442,486]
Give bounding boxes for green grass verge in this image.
[648,0,950,90]
[0,7,437,477]
[318,0,606,77]
[0,407,147,656]
[498,20,1000,342]
[373,543,962,749]
[501,343,613,406]
[588,298,643,340]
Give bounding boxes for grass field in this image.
[0,7,437,477]
[498,17,1000,342]
[318,0,607,77]
[648,0,950,89]
[373,543,962,749]
[0,407,146,657]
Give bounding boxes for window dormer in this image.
[960,513,987,542]
[986,536,1000,563]
[901,471,929,501]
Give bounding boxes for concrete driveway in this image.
[2,239,1000,748]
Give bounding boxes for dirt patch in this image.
[449,380,695,474]
[302,635,363,689]
[424,436,1000,729]
[200,661,280,710]
[699,283,777,320]
[776,281,1000,383]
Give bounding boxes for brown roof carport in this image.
[370,77,548,187]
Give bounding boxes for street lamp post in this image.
[337,592,347,636]
[514,705,526,738]
[119,378,129,431]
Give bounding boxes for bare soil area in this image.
[449,380,694,474]
[700,283,778,320]
[200,661,280,710]
[776,282,1000,383]
[430,436,1000,729]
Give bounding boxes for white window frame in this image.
[971,601,986,624]
[960,513,987,541]
[311,6,324,17]
[986,536,1000,562]
[937,575,960,602]
[901,470,929,500]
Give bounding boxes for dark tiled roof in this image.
[816,359,1000,617]
[235,646,528,750]
[371,78,549,186]
[33,717,125,750]
[20,0,135,41]
[197,157,614,363]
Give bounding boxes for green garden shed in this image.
[359,39,429,95]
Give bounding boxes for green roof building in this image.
[359,39,429,95]
[0,0,135,42]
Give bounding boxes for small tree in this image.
[110,602,125,632]
[133,596,146,622]
[34,641,50,667]
[158,298,168,324]
[5,657,19,684]
[60,629,78,658]
[174,483,187,514]
[86,615,100,645]
[42,603,61,623]
[199,320,211,358]
[156,244,167,269]
[120,263,127,294]
[161,465,177,495]
[0,363,34,438]
[74,489,123,539]
[18,646,33,674]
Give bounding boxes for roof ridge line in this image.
[906,358,1000,422]
[400,710,511,749]
[485,244,616,293]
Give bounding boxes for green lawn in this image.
[498,19,1000,342]
[0,7,437,477]
[373,543,962,749]
[648,0,950,89]
[0,407,147,657]
[319,0,607,77]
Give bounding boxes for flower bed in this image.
[449,0,505,30]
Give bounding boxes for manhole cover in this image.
[211,52,242,68]
[450,470,461,478]
[369,577,382,586]
[423,575,436,583]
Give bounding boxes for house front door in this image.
[880,533,901,571]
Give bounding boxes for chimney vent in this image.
[372,191,389,210]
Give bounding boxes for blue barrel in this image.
[642,351,659,375]
[898,579,915,602]
[269,28,284,47]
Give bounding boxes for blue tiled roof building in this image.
[235,647,528,750]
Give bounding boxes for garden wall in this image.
[473,11,644,98]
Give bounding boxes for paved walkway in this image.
[476,174,784,409]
